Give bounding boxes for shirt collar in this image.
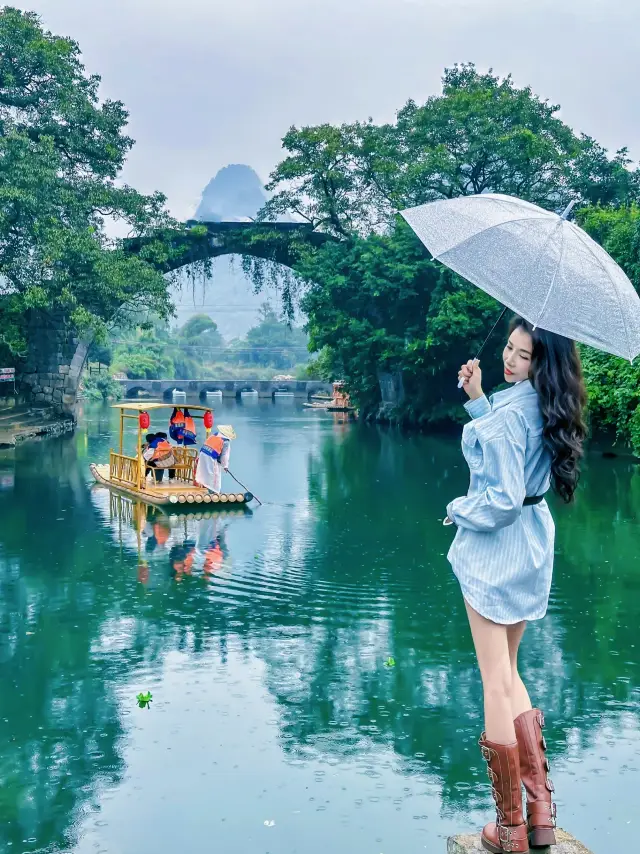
[489,379,537,412]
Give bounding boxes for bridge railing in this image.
[110,451,140,489]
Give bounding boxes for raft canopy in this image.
[111,402,214,411]
[110,401,218,487]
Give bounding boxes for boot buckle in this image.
[498,825,519,852]
[551,801,557,827]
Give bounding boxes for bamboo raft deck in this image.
[91,464,251,508]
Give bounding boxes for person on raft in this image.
[194,425,235,494]
[142,432,177,482]
[445,315,587,854]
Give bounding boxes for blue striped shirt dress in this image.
[445,380,555,625]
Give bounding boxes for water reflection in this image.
[0,408,639,852]
[92,491,248,587]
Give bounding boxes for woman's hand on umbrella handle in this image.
[458,360,483,399]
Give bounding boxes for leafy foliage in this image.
[576,206,640,452]
[107,306,310,380]
[82,374,123,402]
[0,8,201,366]
[259,64,640,431]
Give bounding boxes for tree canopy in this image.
[258,64,640,433]
[0,7,197,362]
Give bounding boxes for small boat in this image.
[91,402,253,508]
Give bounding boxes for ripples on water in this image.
[0,399,639,852]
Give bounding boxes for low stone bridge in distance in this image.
[115,379,333,401]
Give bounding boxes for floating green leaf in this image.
[384,656,395,668]
[136,691,153,709]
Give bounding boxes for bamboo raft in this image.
[90,463,251,507]
[90,402,253,509]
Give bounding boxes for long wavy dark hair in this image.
[509,315,587,503]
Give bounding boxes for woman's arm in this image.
[464,395,491,419]
[446,409,527,532]
[220,440,231,470]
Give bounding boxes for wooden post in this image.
[447,829,593,853]
[119,410,124,456]
[137,419,142,491]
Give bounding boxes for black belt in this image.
[523,494,545,506]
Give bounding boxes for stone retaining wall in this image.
[19,311,91,418]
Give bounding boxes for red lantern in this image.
[139,410,150,430]
[203,410,213,430]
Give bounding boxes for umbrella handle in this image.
[457,306,509,389]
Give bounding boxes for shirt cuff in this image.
[464,395,491,419]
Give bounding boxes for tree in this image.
[576,205,640,453]
[260,64,640,424]
[243,303,308,370]
[0,8,194,365]
[177,314,223,349]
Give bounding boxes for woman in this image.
[445,316,587,854]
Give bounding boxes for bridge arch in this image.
[125,385,151,399]
[20,225,333,418]
[271,385,295,401]
[198,386,224,401]
[235,385,258,401]
[162,385,189,401]
[125,221,331,275]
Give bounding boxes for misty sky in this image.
[17,0,640,221]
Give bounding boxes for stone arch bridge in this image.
[117,379,333,401]
[20,222,330,417]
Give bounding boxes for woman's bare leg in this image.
[507,621,533,720]
[464,600,516,744]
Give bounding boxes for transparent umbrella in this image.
[401,193,640,362]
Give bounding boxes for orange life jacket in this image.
[201,433,225,460]
[183,415,196,442]
[204,543,224,572]
[152,439,174,462]
[169,409,185,442]
[153,521,170,546]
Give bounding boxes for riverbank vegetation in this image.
[86,304,311,383]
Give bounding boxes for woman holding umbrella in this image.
[402,192,640,853]
[447,318,586,852]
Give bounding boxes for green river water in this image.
[1,398,639,854]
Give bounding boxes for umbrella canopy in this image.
[401,193,640,361]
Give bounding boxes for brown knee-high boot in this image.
[479,734,530,853]
[514,710,557,848]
